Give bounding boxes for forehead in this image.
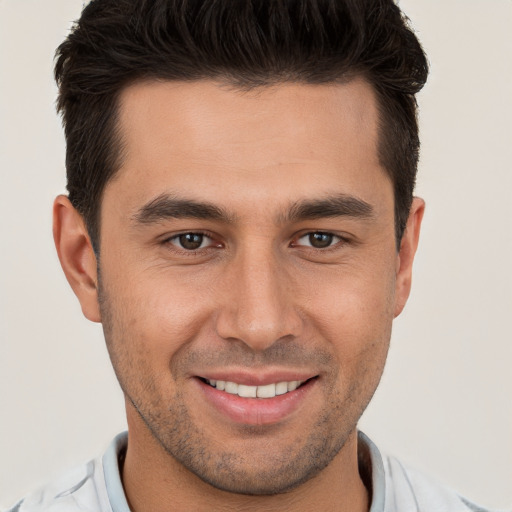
[108,79,390,218]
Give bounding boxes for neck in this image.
[122,416,369,512]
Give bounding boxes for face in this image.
[60,79,422,495]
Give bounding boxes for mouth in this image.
[195,375,319,425]
[200,378,313,398]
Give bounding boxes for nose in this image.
[215,244,303,351]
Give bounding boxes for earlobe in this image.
[394,197,425,317]
[53,195,101,323]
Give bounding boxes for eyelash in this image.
[163,230,349,255]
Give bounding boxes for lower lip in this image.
[196,378,316,426]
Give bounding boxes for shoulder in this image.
[4,457,110,512]
[358,432,497,512]
[382,452,496,512]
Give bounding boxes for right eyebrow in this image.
[132,194,235,225]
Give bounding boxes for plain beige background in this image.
[0,0,511,509]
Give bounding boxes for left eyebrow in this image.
[282,194,375,223]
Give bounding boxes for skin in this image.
[53,78,424,512]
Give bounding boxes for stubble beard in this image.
[98,278,388,496]
[128,388,352,495]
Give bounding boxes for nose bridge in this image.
[216,239,301,350]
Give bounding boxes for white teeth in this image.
[238,384,257,398]
[206,379,304,398]
[275,382,289,395]
[287,381,300,392]
[256,383,276,398]
[224,381,238,394]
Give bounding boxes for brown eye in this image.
[294,232,341,249]
[175,233,206,250]
[308,233,334,248]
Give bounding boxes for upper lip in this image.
[195,369,318,387]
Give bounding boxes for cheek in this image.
[298,260,396,368]
[101,267,219,365]
[308,273,394,411]
[305,260,396,326]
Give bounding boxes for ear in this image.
[53,195,101,322]
[394,197,425,317]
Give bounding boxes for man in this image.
[6,0,495,511]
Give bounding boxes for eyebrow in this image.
[283,194,375,223]
[133,194,233,224]
[132,193,374,226]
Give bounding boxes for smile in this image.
[197,375,318,425]
[204,379,305,398]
